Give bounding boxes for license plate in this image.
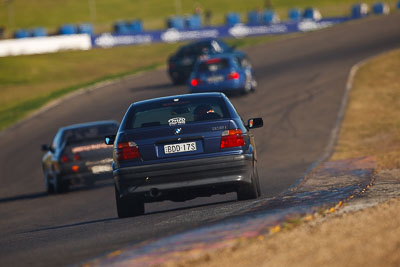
[164,142,197,154]
[207,76,224,83]
[91,165,112,174]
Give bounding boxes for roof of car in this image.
[60,120,119,131]
[132,93,226,106]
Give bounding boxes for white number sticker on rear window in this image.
[168,117,186,126]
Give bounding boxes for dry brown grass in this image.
[331,49,400,169]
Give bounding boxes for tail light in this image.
[227,72,239,80]
[61,153,81,163]
[73,153,81,161]
[72,165,79,173]
[191,78,201,87]
[116,141,140,161]
[220,129,244,149]
[61,155,69,163]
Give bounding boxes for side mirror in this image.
[41,144,51,151]
[247,118,263,129]
[105,135,116,145]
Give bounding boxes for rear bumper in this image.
[61,171,113,184]
[114,154,254,199]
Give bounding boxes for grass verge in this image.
[331,48,400,169]
[0,34,280,131]
[0,63,159,130]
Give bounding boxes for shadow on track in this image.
[145,199,237,216]
[0,192,49,204]
[22,217,119,234]
[23,199,237,234]
[0,182,114,204]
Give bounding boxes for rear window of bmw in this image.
[125,97,230,129]
[198,58,229,73]
[62,123,118,144]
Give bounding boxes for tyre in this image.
[115,186,145,218]
[171,75,184,85]
[254,167,261,196]
[241,80,252,95]
[171,77,181,85]
[237,168,260,201]
[53,174,69,194]
[250,78,257,92]
[44,172,55,194]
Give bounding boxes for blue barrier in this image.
[167,16,185,30]
[247,11,261,25]
[129,20,143,33]
[186,15,202,30]
[78,23,93,35]
[114,20,143,34]
[226,13,241,26]
[59,24,77,35]
[303,7,322,20]
[14,29,30,38]
[114,21,130,34]
[372,2,390,14]
[262,10,279,24]
[351,3,369,18]
[398,1,400,9]
[288,8,301,21]
[32,27,47,37]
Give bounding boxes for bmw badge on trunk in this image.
[175,128,182,135]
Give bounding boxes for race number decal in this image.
[168,117,186,126]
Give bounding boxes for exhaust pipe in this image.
[149,188,161,198]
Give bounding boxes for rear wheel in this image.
[241,80,252,95]
[171,75,184,85]
[237,167,260,201]
[250,78,257,92]
[115,186,145,218]
[44,172,54,194]
[53,174,69,194]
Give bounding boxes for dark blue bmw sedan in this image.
[106,93,263,218]
[188,53,257,95]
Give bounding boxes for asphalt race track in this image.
[0,14,399,267]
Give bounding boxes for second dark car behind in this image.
[41,120,119,193]
[167,38,239,84]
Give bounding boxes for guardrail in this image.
[0,34,91,57]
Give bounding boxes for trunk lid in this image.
[120,119,238,162]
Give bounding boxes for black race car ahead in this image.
[167,38,240,85]
[105,93,263,218]
[41,120,119,194]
